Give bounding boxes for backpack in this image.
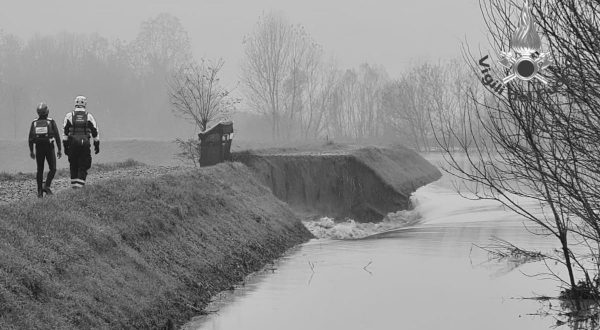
[33,119,54,143]
[69,111,90,147]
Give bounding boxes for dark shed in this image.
[197,121,233,167]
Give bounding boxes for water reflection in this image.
[184,220,569,330]
[182,177,585,330]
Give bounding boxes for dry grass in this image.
[0,158,144,182]
[0,172,17,181]
[0,140,181,174]
[0,162,311,329]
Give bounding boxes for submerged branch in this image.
[475,236,545,264]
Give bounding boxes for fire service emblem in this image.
[498,0,552,84]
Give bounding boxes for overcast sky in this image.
[0,0,488,84]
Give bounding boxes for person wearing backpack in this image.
[62,95,100,189]
[28,102,62,198]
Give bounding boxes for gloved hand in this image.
[63,141,70,156]
[30,151,35,159]
[94,141,100,154]
[57,150,62,159]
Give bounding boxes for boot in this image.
[37,189,43,198]
[43,185,53,195]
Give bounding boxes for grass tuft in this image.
[0,171,16,181]
[93,158,145,172]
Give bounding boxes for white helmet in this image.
[75,95,87,108]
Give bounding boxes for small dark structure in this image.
[198,121,233,167]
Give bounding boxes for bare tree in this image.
[382,78,425,150]
[169,59,237,132]
[382,61,472,151]
[241,12,322,140]
[325,63,388,141]
[169,58,237,167]
[327,68,358,139]
[356,63,388,139]
[300,58,338,139]
[437,0,600,316]
[242,12,292,139]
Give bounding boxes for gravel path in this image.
[0,165,192,205]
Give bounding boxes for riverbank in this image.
[234,144,442,222]
[0,143,442,329]
[0,162,312,329]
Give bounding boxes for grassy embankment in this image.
[0,162,312,329]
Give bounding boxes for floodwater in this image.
[184,169,570,330]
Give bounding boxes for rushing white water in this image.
[302,209,420,240]
[303,180,546,239]
[183,173,568,330]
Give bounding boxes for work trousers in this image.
[68,144,92,188]
[35,142,57,191]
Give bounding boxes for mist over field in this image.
[0,0,486,144]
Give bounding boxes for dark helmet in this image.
[36,102,49,116]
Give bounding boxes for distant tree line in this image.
[0,10,482,152]
[0,13,195,140]
[241,12,482,151]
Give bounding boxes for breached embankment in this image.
[0,163,311,329]
[235,145,442,222]
[0,145,441,329]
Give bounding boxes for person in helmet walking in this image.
[28,102,62,198]
[62,96,100,189]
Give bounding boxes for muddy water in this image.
[184,176,567,330]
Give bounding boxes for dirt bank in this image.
[0,163,312,329]
[235,144,442,222]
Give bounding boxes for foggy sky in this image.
[0,0,488,85]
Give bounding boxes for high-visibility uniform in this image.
[62,107,99,188]
[28,116,61,194]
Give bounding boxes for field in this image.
[0,140,183,173]
[0,138,356,174]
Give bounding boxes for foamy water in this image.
[302,209,420,240]
[303,180,546,239]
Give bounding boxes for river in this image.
[183,163,571,330]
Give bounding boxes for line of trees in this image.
[383,60,486,151]
[0,10,482,151]
[0,13,194,140]
[0,9,489,157]
[241,12,481,150]
[168,58,239,167]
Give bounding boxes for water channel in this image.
[185,163,570,330]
